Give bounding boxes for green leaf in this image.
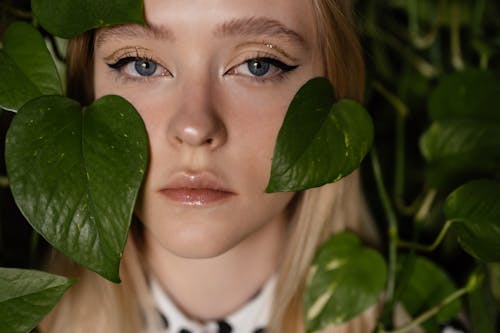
[467,267,497,333]
[0,52,40,113]
[304,232,386,332]
[490,263,500,301]
[396,255,462,333]
[429,70,500,122]
[445,180,500,262]
[0,22,61,112]
[3,22,63,96]
[266,77,374,192]
[0,268,75,333]
[5,95,149,282]
[420,119,500,189]
[31,0,145,38]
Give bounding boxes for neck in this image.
[144,215,288,322]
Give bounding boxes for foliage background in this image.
[0,0,499,332]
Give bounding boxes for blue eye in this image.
[134,59,158,76]
[107,56,169,78]
[247,59,271,77]
[230,57,298,81]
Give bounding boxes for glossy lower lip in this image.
[160,188,235,206]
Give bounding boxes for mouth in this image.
[160,172,236,206]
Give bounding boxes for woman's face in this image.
[93,0,324,258]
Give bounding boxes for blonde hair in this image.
[41,1,380,332]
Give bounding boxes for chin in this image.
[149,222,247,259]
[163,235,241,259]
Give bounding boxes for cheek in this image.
[221,82,293,148]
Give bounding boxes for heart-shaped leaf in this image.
[304,232,386,333]
[420,119,500,189]
[266,77,374,192]
[429,70,500,122]
[468,267,497,333]
[0,22,62,112]
[0,268,75,333]
[32,0,145,39]
[445,180,500,262]
[5,95,149,282]
[396,255,462,332]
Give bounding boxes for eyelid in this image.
[227,50,297,70]
[104,47,172,79]
[104,46,151,63]
[235,41,300,63]
[225,51,299,78]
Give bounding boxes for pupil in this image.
[248,60,270,76]
[135,60,157,76]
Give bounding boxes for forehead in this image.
[141,0,316,42]
[95,0,318,52]
[144,0,314,24]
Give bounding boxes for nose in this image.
[167,79,227,150]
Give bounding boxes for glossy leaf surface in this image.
[445,180,500,262]
[420,120,500,189]
[266,77,374,192]
[467,267,497,333]
[0,268,75,333]
[305,232,386,332]
[0,22,61,112]
[32,0,145,38]
[3,22,62,96]
[429,70,500,122]
[5,95,149,282]
[396,255,461,332]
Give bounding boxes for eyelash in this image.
[105,53,298,83]
[227,56,298,83]
[106,53,171,82]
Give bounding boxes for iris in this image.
[247,59,271,77]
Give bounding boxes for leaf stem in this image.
[378,286,470,333]
[372,82,410,215]
[397,219,456,252]
[0,2,33,20]
[0,176,8,188]
[407,0,441,49]
[450,3,465,70]
[364,23,439,78]
[414,189,437,223]
[30,231,41,267]
[471,0,486,37]
[371,149,399,303]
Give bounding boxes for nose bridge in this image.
[168,72,226,149]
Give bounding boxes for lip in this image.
[160,172,236,206]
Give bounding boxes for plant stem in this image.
[414,189,436,223]
[0,2,33,20]
[372,82,410,215]
[364,23,439,78]
[471,0,486,37]
[450,3,465,70]
[479,53,490,70]
[0,176,8,188]
[371,149,399,303]
[378,286,469,333]
[29,231,40,267]
[397,219,456,252]
[407,0,441,49]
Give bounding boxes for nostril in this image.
[206,138,214,145]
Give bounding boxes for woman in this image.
[41,0,379,332]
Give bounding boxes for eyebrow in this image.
[95,16,307,49]
[95,24,173,48]
[214,17,307,47]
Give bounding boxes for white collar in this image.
[150,276,276,333]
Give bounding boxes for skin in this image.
[93,0,324,322]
